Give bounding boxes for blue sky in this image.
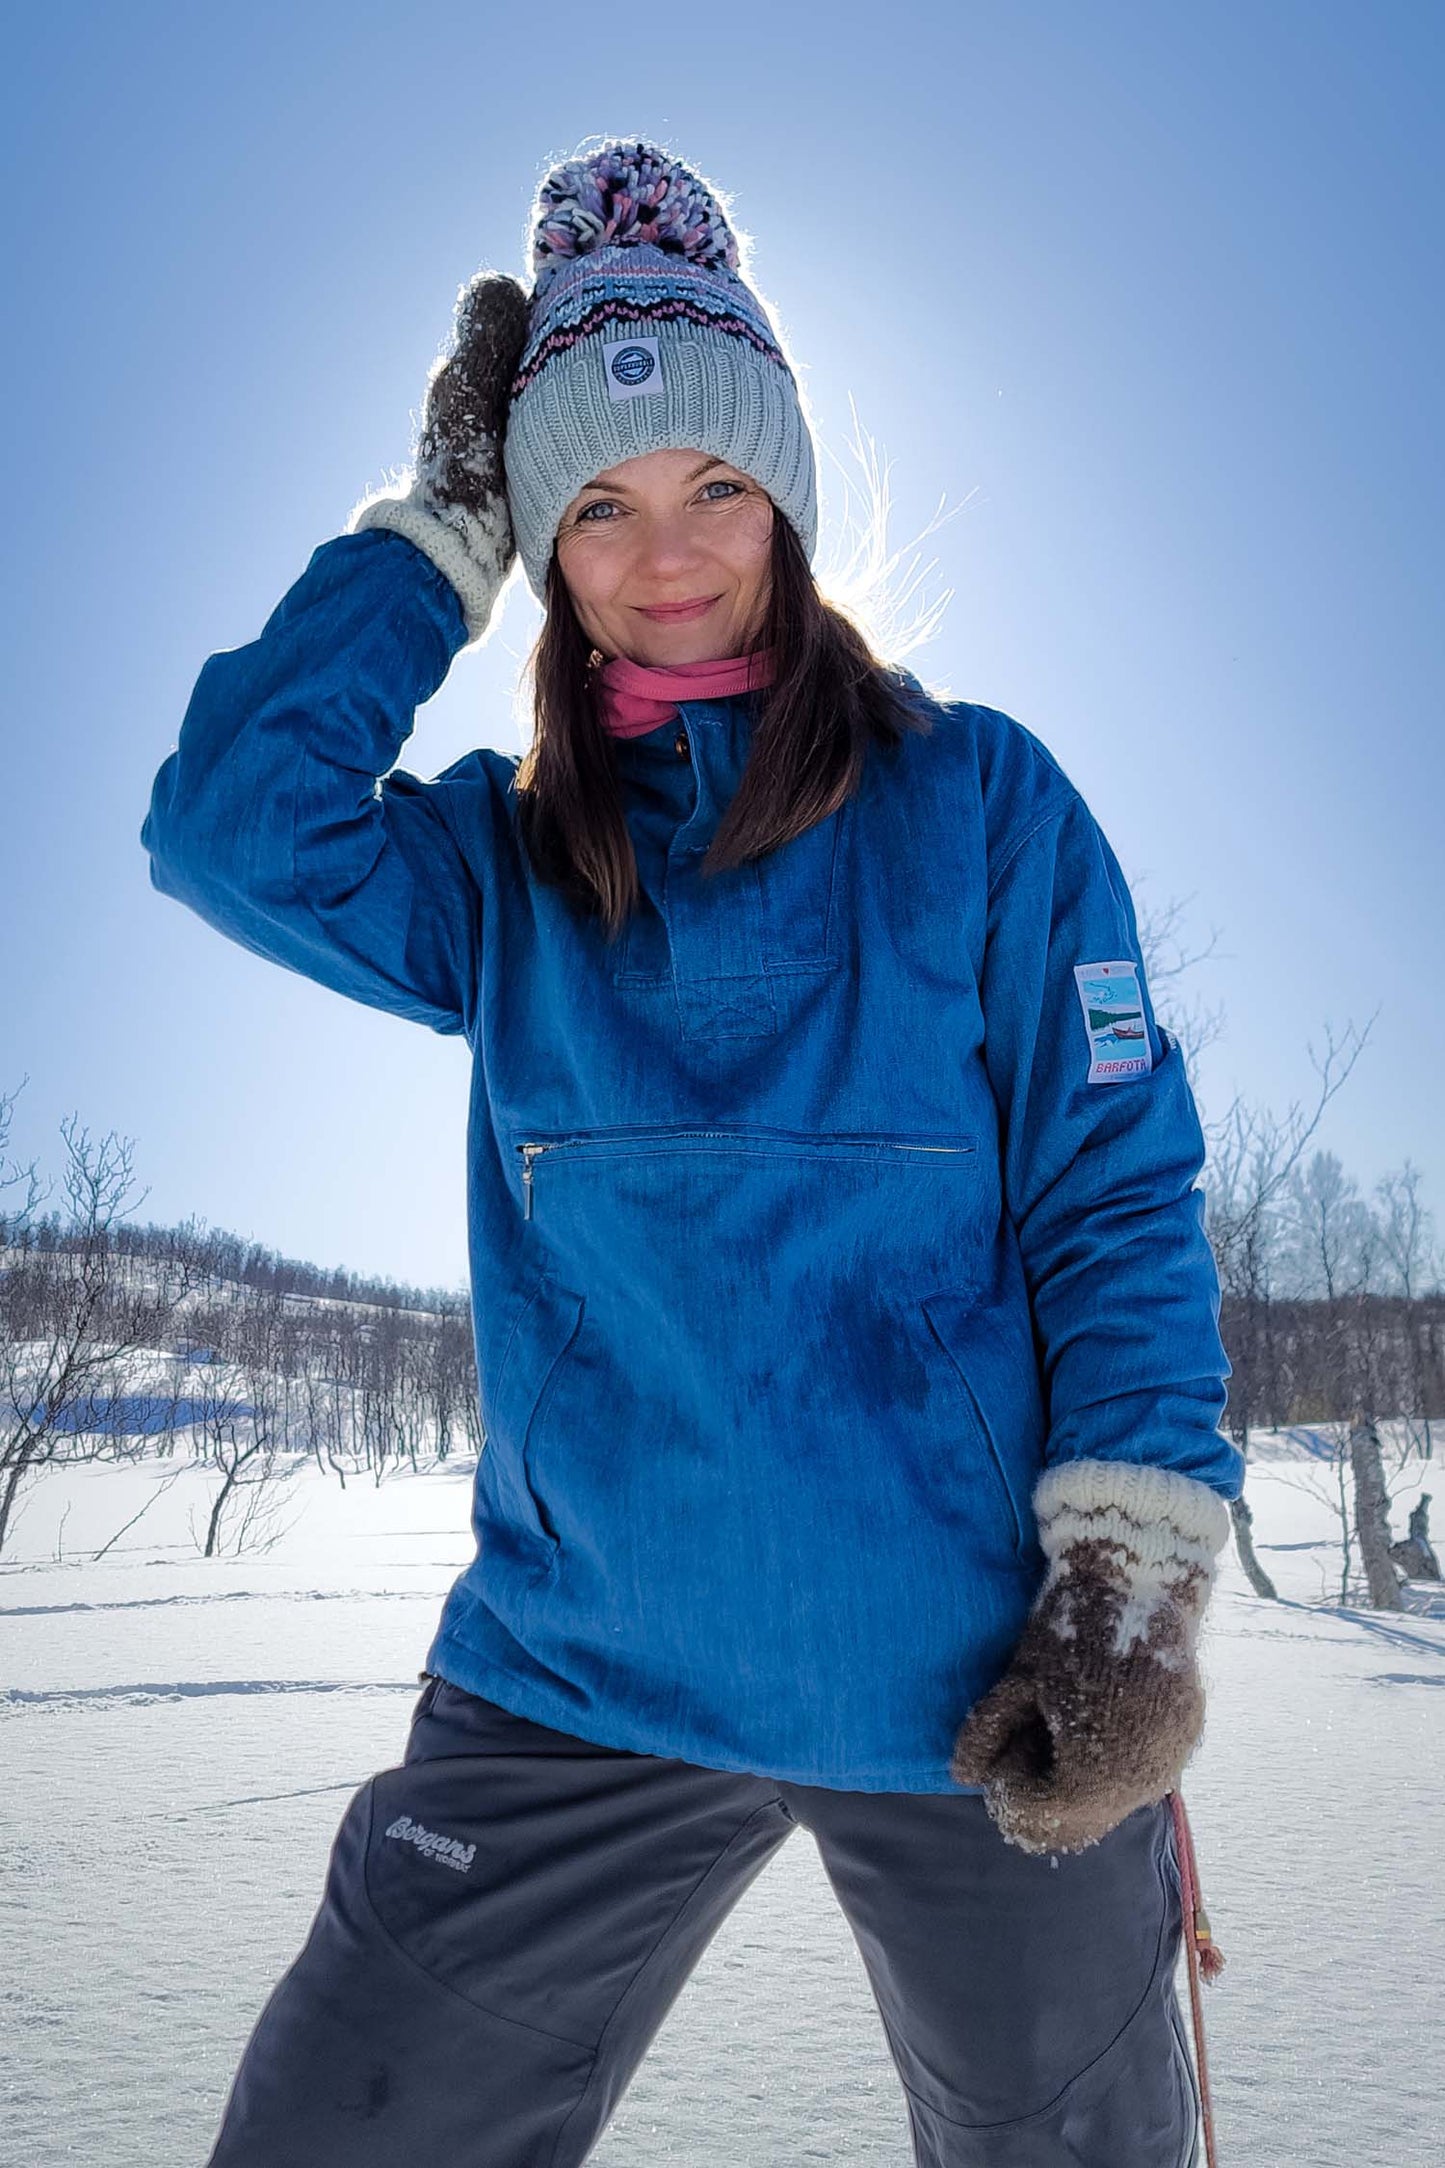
[2,2,1440,1290]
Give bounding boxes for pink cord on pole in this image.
[1170,1790,1224,2167]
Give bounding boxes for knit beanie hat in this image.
[347,139,818,636]
[503,141,818,596]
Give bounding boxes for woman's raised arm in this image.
[140,272,530,1037]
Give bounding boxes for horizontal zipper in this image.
[515,1126,976,1223]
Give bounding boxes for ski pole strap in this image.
[1169,1789,1224,2167]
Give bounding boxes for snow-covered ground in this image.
[2,1439,1442,2166]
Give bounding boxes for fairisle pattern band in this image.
[1034,1460,1231,1577]
[1033,1458,1229,1658]
[512,293,789,398]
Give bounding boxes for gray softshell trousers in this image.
[206,1676,1201,2167]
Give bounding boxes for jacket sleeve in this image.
[141,528,485,1038]
[979,776,1242,1500]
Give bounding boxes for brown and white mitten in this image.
[951,1460,1231,1854]
[347,271,531,645]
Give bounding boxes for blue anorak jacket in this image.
[142,529,1241,1792]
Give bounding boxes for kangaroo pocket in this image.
[479,1122,1035,1715]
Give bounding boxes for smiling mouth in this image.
[632,596,722,621]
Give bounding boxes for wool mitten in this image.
[348,272,530,644]
[951,1459,1231,1854]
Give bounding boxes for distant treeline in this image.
[1220,1293,1443,1449]
[0,1149,484,1552]
[7,1207,457,1317]
[8,1199,1444,1449]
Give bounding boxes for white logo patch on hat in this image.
[604,336,665,401]
[1073,960,1153,1083]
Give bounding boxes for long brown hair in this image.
[515,511,933,941]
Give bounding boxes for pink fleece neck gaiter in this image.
[594,650,776,738]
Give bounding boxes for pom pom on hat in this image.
[531,140,742,296]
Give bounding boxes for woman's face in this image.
[553,447,775,666]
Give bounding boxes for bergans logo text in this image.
[384,1814,476,1874]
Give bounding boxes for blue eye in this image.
[701,479,743,501]
[576,500,619,523]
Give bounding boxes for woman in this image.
[142,139,1240,2168]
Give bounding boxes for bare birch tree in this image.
[0,1086,201,1556]
[1376,1161,1440,1458]
[186,1293,301,1557]
[1350,1414,1404,1610]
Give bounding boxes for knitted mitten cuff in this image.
[952,1458,1230,1854]
[347,482,512,646]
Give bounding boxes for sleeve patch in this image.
[1073,960,1153,1084]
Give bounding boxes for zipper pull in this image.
[519,1143,543,1222]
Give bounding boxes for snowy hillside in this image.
[2,1443,1441,2167]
